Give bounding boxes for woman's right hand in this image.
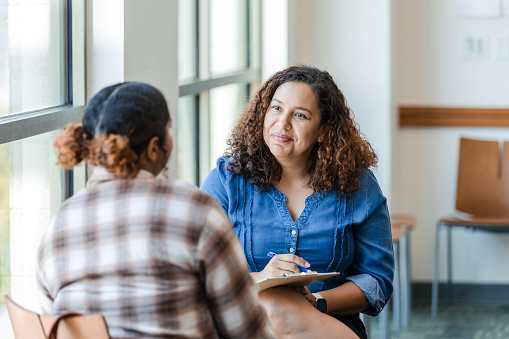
[252,253,311,282]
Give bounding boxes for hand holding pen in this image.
[251,251,312,282]
[266,251,311,275]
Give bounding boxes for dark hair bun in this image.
[54,82,170,178]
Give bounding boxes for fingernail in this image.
[305,262,310,268]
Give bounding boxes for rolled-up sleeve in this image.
[345,170,394,316]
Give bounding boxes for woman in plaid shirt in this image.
[36,82,277,339]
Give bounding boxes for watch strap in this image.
[312,292,327,313]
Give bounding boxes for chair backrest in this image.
[4,295,110,339]
[390,214,416,230]
[456,138,509,218]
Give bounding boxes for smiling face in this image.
[263,82,324,167]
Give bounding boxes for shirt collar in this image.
[86,167,156,188]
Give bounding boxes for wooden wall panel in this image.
[399,106,509,127]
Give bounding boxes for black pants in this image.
[331,313,368,339]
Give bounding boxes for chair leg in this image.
[392,240,401,331]
[400,230,410,328]
[379,306,389,339]
[447,226,452,305]
[431,222,441,318]
[360,313,370,336]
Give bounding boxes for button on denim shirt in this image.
[201,157,394,316]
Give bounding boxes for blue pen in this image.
[267,251,310,272]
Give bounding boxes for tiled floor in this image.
[369,302,509,339]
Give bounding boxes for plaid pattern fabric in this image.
[37,168,276,339]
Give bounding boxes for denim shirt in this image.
[201,157,394,316]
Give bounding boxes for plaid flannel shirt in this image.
[36,168,276,339]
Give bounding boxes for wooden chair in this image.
[390,214,415,330]
[361,214,415,339]
[431,138,509,318]
[390,226,405,335]
[4,295,110,339]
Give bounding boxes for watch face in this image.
[316,298,327,313]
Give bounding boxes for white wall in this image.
[288,0,393,198]
[86,0,179,177]
[393,0,509,283]
[261,0,288,81]
[289,0,509,284]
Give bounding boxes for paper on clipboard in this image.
[256,272,339,292]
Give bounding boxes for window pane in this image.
[0,0,66,117]
[249,80,261,97]
[210,0,248,75]
[178,0,197,80]
[0,130,65,338]
[177,96,197,185]
[0,144,10,329]
[209,84,247,171]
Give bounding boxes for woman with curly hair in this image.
[201,65,394,339]
[36,82,277,339]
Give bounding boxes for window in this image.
[177,0,261,186]
[0,1,85,337]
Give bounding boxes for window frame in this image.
[177,0,261,185]
[0,0,86,198]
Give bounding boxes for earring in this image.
[317,144,322,159]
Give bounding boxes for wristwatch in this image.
[312,292,327,313]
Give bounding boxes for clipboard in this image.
[256,272,339,291]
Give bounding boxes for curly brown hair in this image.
[54,82,170,179]
[54,123,91,170]
[225,65,377,194]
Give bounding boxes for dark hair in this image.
[225,65,377,194]
[54,82,170,178]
